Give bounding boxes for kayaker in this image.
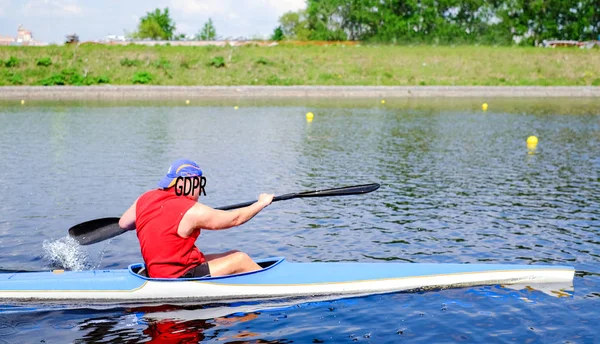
[118,159,273,279]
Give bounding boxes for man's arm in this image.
[178,193,273,238]
[119,198,138,231]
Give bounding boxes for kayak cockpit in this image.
[131,265,148,277]
[127,257,285,281]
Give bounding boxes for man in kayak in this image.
[118,159,273,279]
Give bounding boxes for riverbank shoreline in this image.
[1,86,599,100]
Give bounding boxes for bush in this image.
[180,58,193,69]
[153,57,171,69]
[266,74,280,85]
[209,56,225,68]
[271,26,284,41]
[5,56,20,68]
[132,71,153,84]
[95,75,110,84]
[256,57,270,65]
[120,58,142,67]
[7,72,23,85]
[36,57,52,67]
[37,68,108,86]
[61,68,86,85]
[39,74,66,86]
[318,73,333,81]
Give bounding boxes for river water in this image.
[0,98,598,343]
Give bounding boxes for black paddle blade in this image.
[68,217,124,246]
[294,183,380,198]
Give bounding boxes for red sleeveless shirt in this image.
[135,188,206,278]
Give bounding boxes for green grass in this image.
[0,44,598,86]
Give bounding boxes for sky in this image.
[0,0,306,43]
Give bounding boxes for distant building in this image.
[105,34,127,42]
[543,39,599,49]
[0,25,46,46]
[0,35,15,46]
[16,25,32,43]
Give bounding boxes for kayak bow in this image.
[0,257,574,303]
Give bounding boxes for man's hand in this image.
[258,193,274,208]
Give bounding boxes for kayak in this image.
[0,257,574,303]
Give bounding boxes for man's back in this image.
[136,188,205,278]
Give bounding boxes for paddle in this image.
[68,183,380,246]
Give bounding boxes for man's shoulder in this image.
[141,188,162,196]
[139,188,160,199]
[137,189,166,205]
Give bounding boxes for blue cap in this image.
[158,159,203,189]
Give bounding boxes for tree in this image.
[271,26,284,41]
[306,0,348,41]
[496,0,600,45]
[279,10,311,40]
[134,8,176,40]
[176,33,187,41]
[65,33,79,44]
[197,18,217,41]
[276,0,599,45]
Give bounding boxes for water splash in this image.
[42,236,89,271]
[91,238,113,270]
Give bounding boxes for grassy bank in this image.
[1,44,599,86]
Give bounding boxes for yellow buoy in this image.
[527,136,538,145]
[482,103,488,111]
[185,100,190,105]
[234,106,239,110]
[306,112,314,122]
[20,99,25,105]
[381,100,385,104]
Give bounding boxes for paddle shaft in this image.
[216,194,293,211]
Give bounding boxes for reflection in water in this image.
[466,283,574,305]
[63,281,575,343]
[142,317,215,343]
[70,303,289,344]
[503,283,574,299]
[0,279,587,343]
[50,108,67,167]
[142,313,264,343]
[527,142,538,155]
